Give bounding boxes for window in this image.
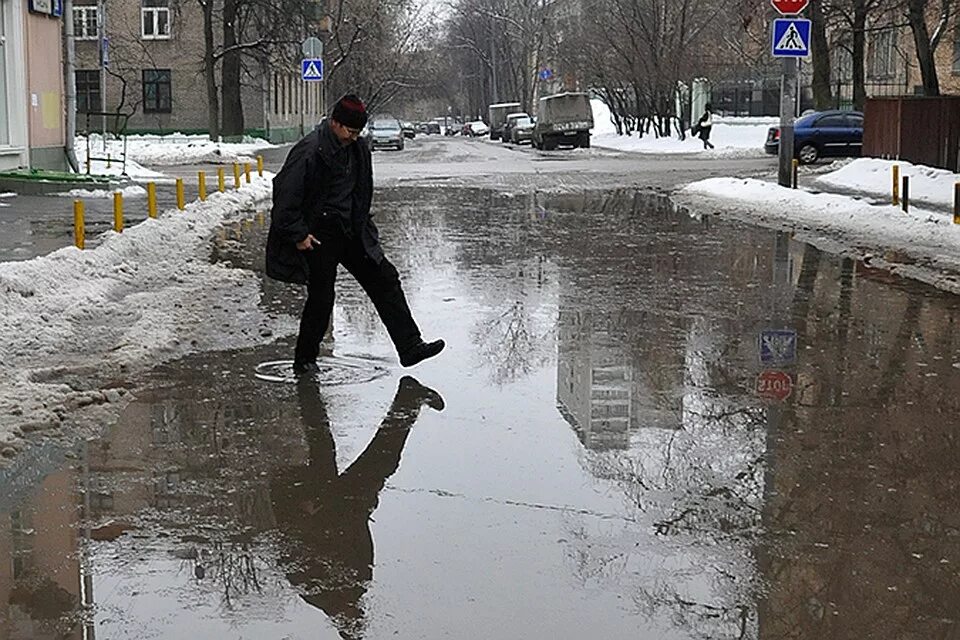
[141,0,170,39]
[953,25,960,73]
[846,114,863,128]
[869,29,897,78]
[72,5,97,39]
[142,69,171,113]
[815,114,847,128]
[76,70,101,113]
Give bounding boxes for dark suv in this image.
[765,110,863,164]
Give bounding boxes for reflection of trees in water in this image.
[177,540,266,610]
[473,297,555,385]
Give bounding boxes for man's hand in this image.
[296,234,319,251]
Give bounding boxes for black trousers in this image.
[294,226,421,364]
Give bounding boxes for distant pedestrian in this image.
[697,103,715,150]
[265,94,445,373]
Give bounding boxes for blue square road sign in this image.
[301,59,324,82]
[772,18,811,58]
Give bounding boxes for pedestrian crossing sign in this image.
[301,59,324,82]
[772,18,811,57]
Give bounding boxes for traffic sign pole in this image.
[778,57,797,188]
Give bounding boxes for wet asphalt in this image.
[3,138,960,639]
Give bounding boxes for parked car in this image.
[501,112,530,144]
[462,120,490,137]
[509,115,535,144]
[425,121,441,135]
[488,102,522,140]
[401,121,417,139]
[765,110,864,164]
[369,118,405,150]
[532,92,593,150]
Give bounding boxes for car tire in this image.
[798,143,819,164]
[544,137,558,151]
[579,132,590,149]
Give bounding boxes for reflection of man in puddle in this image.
[271,376,444,639]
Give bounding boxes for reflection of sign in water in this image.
[757,370,793,402]
[759,329,797,366]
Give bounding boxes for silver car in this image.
[369,118,405,151]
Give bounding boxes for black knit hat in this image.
[332,94,368,129]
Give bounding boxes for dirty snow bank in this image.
[64,185,148,199]
[590,98,771,157]
[679,177,960,292]
[0,175,295,456]
[816,157,960,210]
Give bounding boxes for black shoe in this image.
[399,375,445,411]
[399,339,445,368]
[293,360,320,375]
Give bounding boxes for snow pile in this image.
[77,134,273,174]
[75,141,167,180]
[680,177,960,289]
[0,174,295,452]
[817,157,960,210]
[590,99,772,157]
[64,185,148,199]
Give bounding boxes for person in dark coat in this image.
[697,102,715,150]
[265,94,445,373]
[270,376,444,639]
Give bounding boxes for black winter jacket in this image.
[265,124,380,284]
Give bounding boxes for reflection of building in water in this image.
[557,309,682,451]
[86,395,292,530]
[0,459,82,639]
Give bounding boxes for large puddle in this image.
[3,187,960,639]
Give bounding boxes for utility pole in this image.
[63,0,80,171]
[96,0,107,139]
[490,15,498,103]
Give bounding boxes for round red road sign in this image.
[756,370,793,402]
[771,0,809,14]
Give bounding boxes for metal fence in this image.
[710,80,911,117]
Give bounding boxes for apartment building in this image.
[71,0,323,141]
[0,0,66,171]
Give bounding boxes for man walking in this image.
[266,94,444,373]
[697,102,715,150]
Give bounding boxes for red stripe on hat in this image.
[340,97,366,113]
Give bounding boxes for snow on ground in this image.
[76,134,274,178]
[0,174,295,454]
[590,98,772,157]
[816,157,959,210]
[64,185,148,199]
[679,176,960,291]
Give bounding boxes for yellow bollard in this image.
[113,192,124,232]
[147,182,158,219]
[233,163,241,190]
[954,183,960,225]
[892,164,900,206]
[73,200,85,249]
[257,155,264,177]
[218,167,226,193]
[244,163,251,184]
[257,211,265,226]
[198,171,207,201]
[176,178,185,210]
